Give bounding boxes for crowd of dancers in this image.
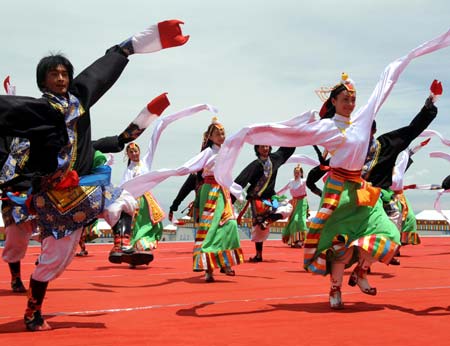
[1,18,450,331]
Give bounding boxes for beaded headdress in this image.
[315,73,356,118]
[201,116,224,150]
[124,142,140,162]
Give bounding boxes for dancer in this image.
[215,30,450,309]
[362,82,441,264]
[116,142,165,267]
[122,117,244,282]
[233,145,294,262]
[277,164,309,248]
[388,139,431,248]
[0,77,34,292]
[0,19,188,331]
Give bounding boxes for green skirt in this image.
[281,197,308,245]
[304,176,401,275]
[193,182,244,271]
[130,195,164,251]
[399,195,420,245]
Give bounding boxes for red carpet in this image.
[1,237,450,345]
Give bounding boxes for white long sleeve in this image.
[122,146,218,198]
[215,28,450,199]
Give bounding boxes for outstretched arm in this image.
[92,93,170,154]
[169,173,198,221]
[73,19,188,109]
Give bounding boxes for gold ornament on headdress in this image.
[210,116,224,129]
[201,116,224,150]
[124,142,140,162]
[314,72,356,102]
[127,142,138,150]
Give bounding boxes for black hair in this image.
[36,54,74,92]
[321,84,349,119]
[254,145,272,158]
[442,174,450,190]
[201,122,224,151]
[294,165,304,177]
[125,142,140,167]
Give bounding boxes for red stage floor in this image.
[1,238,450,345]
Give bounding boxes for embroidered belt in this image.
[330,167,380,207]
[203,176,218,185]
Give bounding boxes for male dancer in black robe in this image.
[0,19,188,331]
[234,145,295,262]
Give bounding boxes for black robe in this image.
[363,103,437,189]
[0,45,129,181]
[234,147,295,201]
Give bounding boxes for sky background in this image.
[2,0,450,221]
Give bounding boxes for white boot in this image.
[329,262,345,309]
[348,266,377,295]
[205,270,214,283]
[329,286,343,310]
[348,249,377,295]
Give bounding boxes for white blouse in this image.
[278,178,307,198]
[214,30,450,199]
[121,160,149,185]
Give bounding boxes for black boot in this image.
[249,242,263,262]
[108,213,153,266]
[267,213,283,222]
[9,261,27,293]
[108,212,132,264]
[24,278,51,331]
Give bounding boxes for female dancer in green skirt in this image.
[121,142,165,266]
[215,31,450,309]
[121,117,244,282]
[278,164,309,248]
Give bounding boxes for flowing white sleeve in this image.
[286,154,320,167]
[277,181,291,196]
[352,28,450,130]
[419,129,450,146]
[214,112,342,198]
[142,104,218,170]
[391,150,410,190]
[121,148,213,198]
[430,151,450,162]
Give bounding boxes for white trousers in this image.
[2,221,35,263]
[251,203,293,242]
[32,189,137,282]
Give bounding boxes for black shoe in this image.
[267,213,283,222]
[389,257,400,265]
[108,250,154,266]
[127,252,154,266]
[108,251,123,264]
[11,277,27,293]
[24,310,51,331]
[220,267,236,276]
[248,256,262,263]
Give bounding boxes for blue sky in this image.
[2,0,450,216]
